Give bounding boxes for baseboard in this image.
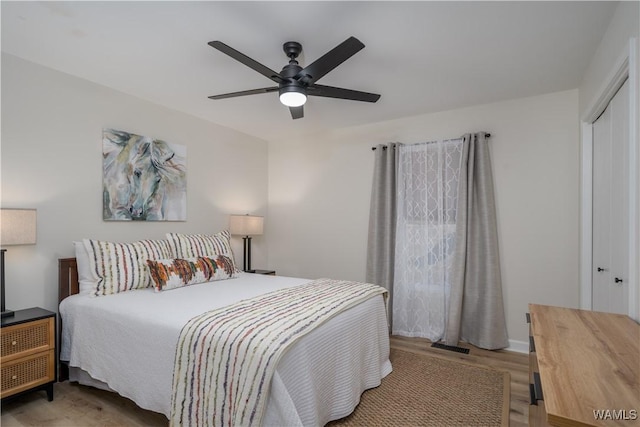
[506,339,528,354]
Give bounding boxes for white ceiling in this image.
[1,1,616,142]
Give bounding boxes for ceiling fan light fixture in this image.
[279,87,307,107]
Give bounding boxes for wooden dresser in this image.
[528,304,639,426]
[1,307,56,401]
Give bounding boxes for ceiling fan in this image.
[207,37,381,119]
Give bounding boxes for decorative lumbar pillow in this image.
[166,230,239,272]
[84,239,173,296]
[147,255,237,292]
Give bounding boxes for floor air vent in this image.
[431,342,470,354]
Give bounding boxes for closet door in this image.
[592,100,612,311]
[592,79,629,314]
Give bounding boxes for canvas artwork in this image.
[103,128,187,221]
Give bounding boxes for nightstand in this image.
[248,269,276,276]
[1,307,56,402]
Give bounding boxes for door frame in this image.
[580,38,638,319]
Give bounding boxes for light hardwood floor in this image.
[1,336,529,426]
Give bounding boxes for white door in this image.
[592,97,612,310]
[592,78,629,314]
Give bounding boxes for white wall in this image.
[578,1,640,320]
[268,89,580,346]
[579,2,639,115]
[1,54,268,313]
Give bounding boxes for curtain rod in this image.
[371,133,491,150]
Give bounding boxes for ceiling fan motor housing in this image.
[279,55,307,99]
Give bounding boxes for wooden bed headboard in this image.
[58,257,78,382]
[58,257,79,304]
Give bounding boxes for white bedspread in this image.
[60,273,392,426]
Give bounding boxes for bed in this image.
[58,249,391,426]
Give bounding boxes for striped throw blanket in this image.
[170,278,387,427]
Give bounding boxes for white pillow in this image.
[74,241,98,296]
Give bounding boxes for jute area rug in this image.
[328,348,510,427]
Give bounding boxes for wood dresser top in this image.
[529,304,640,427]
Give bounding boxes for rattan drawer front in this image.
[1,318,54,359]
[0,349,55,398]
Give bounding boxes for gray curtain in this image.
[445,133,509,349]
[366,143,399,328]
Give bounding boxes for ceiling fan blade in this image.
[308,84,381,103]
[294,37,365,85]
[208,41,283,83]
[208,86,279,100]
[289,106,304,119]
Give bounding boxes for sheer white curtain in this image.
[392,139,463,340]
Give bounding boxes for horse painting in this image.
[103,129,186,221]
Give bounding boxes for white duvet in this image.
[60,273,391,426]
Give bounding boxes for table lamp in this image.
[229,214,263,272]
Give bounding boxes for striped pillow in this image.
[147,255,237,292]
[84,239,173,296]
[166,231,239,272]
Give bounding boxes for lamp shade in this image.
[229,214,264,236]
[0,209,37,246]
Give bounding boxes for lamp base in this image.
[242,236,253,272]
[1,309,15,318]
